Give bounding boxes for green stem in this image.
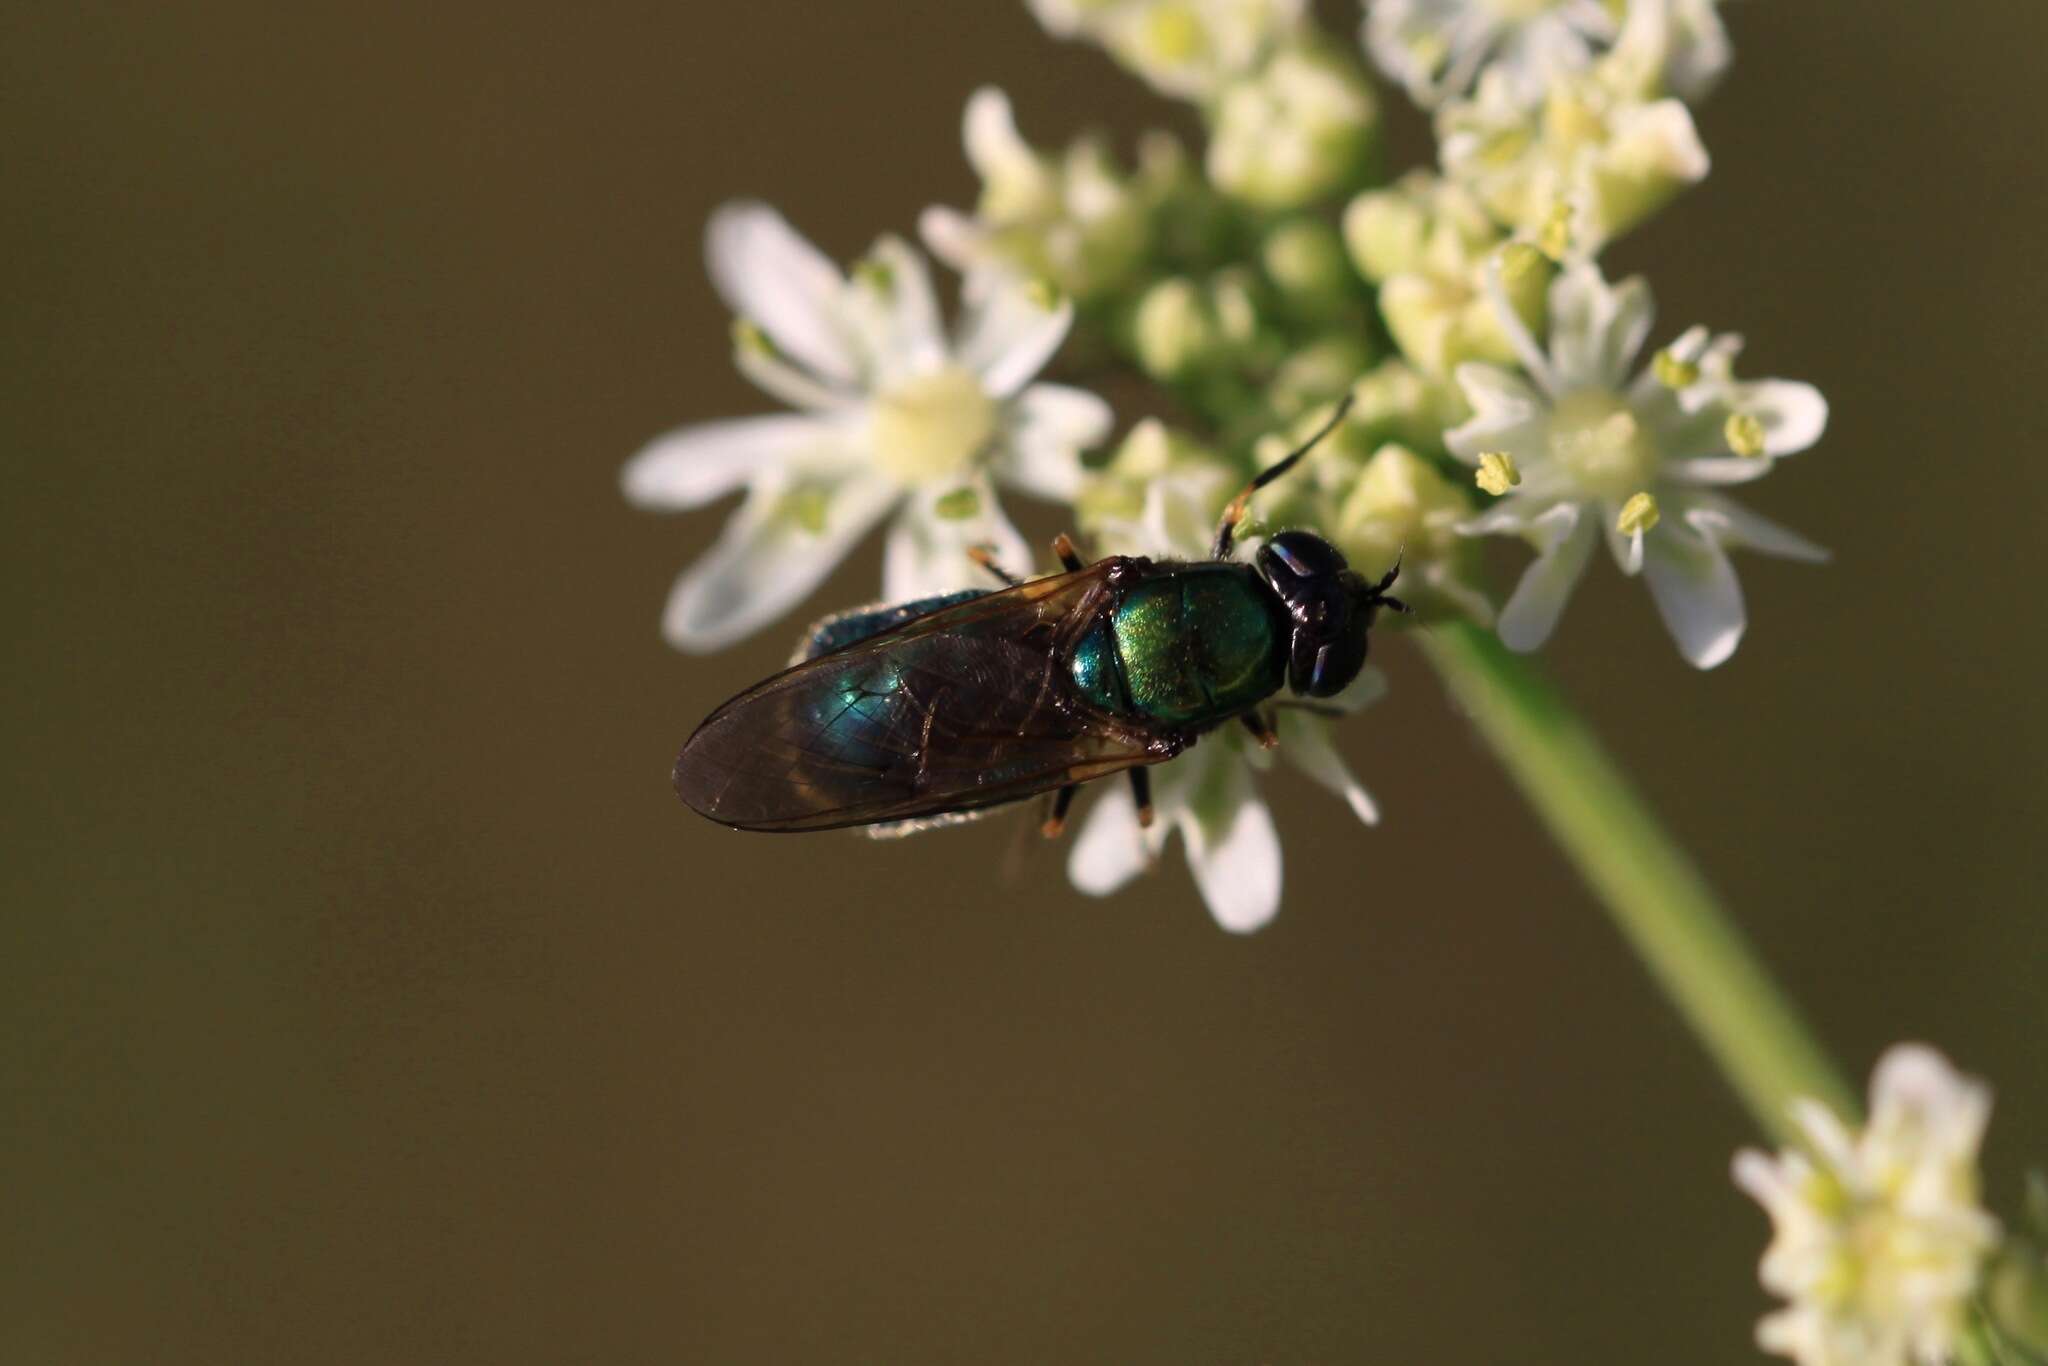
[1417,621,1855,1143]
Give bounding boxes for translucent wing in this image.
[673,564,1179,832]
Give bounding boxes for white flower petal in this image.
[882,477,1033,601]
[1549,264,1652,391]
[1641,518,1746,669]
[1729,379,1829,458]
[1666,455,1780,486]
[1496,502,1597,652]
[1687,496,1830,563]
[1281,718,1380,826]
[1182,761,1282,933]
[1447,362,1547,460]
[917,204,984,275]
[958,278,1075,398]
[734,343,856,412]
[848,236,946,383]
[1068,783,1150,896]
[622,414,826,509]
[1458,496,1545,537]
[661,474,897,653]
[1000,383,1112,502]
[705,202,858,386]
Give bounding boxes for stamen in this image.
[1725,412,1767,458]
[731,318,775,358]
[1616,491,1660,537]
[1475,450,1521,496]
[1653,349,1700,389]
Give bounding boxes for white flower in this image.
[1363,0,1618,108]
[1364,0,1730,109]
[623,203,1112,652]
[1028,0,1308,100]
[1436,63,1709,255]
[919,88,1149,304]
[1446,260,1828,668]
[1065,465,1384,934]
[1734,1045,2001,1366]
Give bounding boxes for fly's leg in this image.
[1129,767,1155,829]
[1042,784,1079,838]
[1211,391,1355,560]
[967,545,1024,588]
[1052,533,1087,572]
[1239,711,1279,750]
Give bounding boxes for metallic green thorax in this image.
[1068,565,1287,728]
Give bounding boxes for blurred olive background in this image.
[4,2,2043,1361]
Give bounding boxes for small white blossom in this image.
[1446,261,1828,668]
[1364,0,1730,109]
[1028,0,1308,100]
[623,203,1111,651]
[1734,1045,2001,1366]
[919,88,1148,304]
[1436,63,1709,255]
[1363,0,1618,108]
[1066,454,1383,933]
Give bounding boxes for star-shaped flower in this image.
[1447,259,1828,667]
[624,203,1112,651]
[1734,1045,2001,1366]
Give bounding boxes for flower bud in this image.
[1206,45,1379,210]
[1133,276,1219,380]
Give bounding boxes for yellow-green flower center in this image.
[869,366,997,485]
[1549,388,1658,500]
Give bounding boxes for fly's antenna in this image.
[1211,390,1357,560]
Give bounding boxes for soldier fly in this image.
[672,396,1406,835]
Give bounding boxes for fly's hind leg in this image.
[967,544,1024,588]
[1052,533,1087,572]
[1239,711,1279,750]
[1042,783,1079,838]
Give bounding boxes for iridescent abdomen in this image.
[1067,564,1287,728]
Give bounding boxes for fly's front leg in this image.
[1238,711,1279,750]
[1129,767,1154,828]
[1042,783,1079,838]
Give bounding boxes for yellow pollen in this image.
[870,366,998,485]
[932,486,982,520]
[1616,491,1660,536]
[1024,276,1062,312]
[1653,349,1700,389]
[1475,451,1521,496]
[779,485,831,536]
[1726,411,1768,458]
[731,317,774,359]
[853,258,895,296]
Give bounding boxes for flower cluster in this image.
[1735,1046,2001,1366]
[624,0,1830,929]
